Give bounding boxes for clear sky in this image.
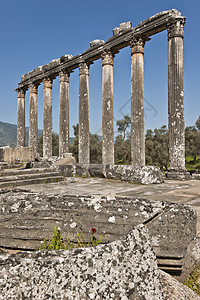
[0,0,199,137]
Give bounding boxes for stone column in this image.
[168,19,186,171]
[102,49,114,165]
[29,83,38,154]
[79,62,90,164]
[130,37,145,167]
[17,89,26,147]
[59,71,70,157]
[43,78,53,159]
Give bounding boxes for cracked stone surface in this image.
[0,224,164,300]
[0,188,196,259]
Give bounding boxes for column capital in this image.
[167,18,186,40]
[101,49,115,66]
[79,62,90,76]
[17,88,26,99]
[59,70,70,83]
[29,83,38,94]
[130,36,148,55]
[43,77,53,89]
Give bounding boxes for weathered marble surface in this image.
[0,189,196,262]
[159,270,200,299]
[0,225,164,300]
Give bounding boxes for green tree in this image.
[116,115,131,141]
[90,134,102,164]
[69,124,79,162]
[114,135,131,165]
[185,126,200,163]
[196,116,200,131]
[69,124,102,163]
[38,133,59,157]
[145,125,169,171]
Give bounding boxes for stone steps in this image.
[0,168,64,188]
[157,256,183,276]
[0,168,52,177]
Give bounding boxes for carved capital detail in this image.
[43,78,53,89]
[59,71,70,83]
[29,83,38,94]
[79,62,89,76]
[17,89,26,99]
[167,18,186,40]
[101,49,114,66]
[130,37,147,55]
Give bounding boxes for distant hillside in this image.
[0,121,43,147]
[0,121,101,147]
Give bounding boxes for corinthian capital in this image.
[167,18,186,40]
[43,78,53,89]
[29,83,38,94]
[79,62,90,76]
[130,36,148,55]
[101,49,114,66]
[17,88,26,99]
[59,70,70,83]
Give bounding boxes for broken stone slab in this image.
[119,21,132,31]
[0,224,165,300]
[90,39,105,47]
[60,164,164,184]
[105,164,164,184]
[192,173,200,180]
[159,270,200,299]
[52,155,76,166]
[0,189,196,272]
[180,232,200,282]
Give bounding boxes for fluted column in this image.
[17,89,26,147]
[102,49,114,165]
[130,37,145,167]
[59,71,70,157]
[29,83,38,154]
[79,62,90,164]
[43,78,53,159]
[168,19,186,170]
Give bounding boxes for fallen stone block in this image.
[159,270,200,299]
[0,189,196,281]
[0,224,164,300]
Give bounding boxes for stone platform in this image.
[21,177,200,233]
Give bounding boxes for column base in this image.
[166,169,191,180]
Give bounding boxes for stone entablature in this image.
[17,9,185,89]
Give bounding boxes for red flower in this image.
[92,228,96,234]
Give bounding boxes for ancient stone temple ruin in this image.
[16,9,186,173]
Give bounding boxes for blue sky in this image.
[0,0,199,137]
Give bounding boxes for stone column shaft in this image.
[29,83,38,154]
[43,78,53,159]
[102,50,114,165]
[79,62,90,164]
[59,71,70,157]
[130,37,145,167]
[17,89,26,147]
[168,19,186,170]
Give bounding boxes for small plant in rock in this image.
[81,174,87,178]
[41,226,65,250]
[184,266,200,295]
[40,226,102,250]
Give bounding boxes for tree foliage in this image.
[185,126,200,163]
[69,124,102,163]
[145,125,168,170]
[116,115,131,140]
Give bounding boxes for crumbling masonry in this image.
[16,9,186,173]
